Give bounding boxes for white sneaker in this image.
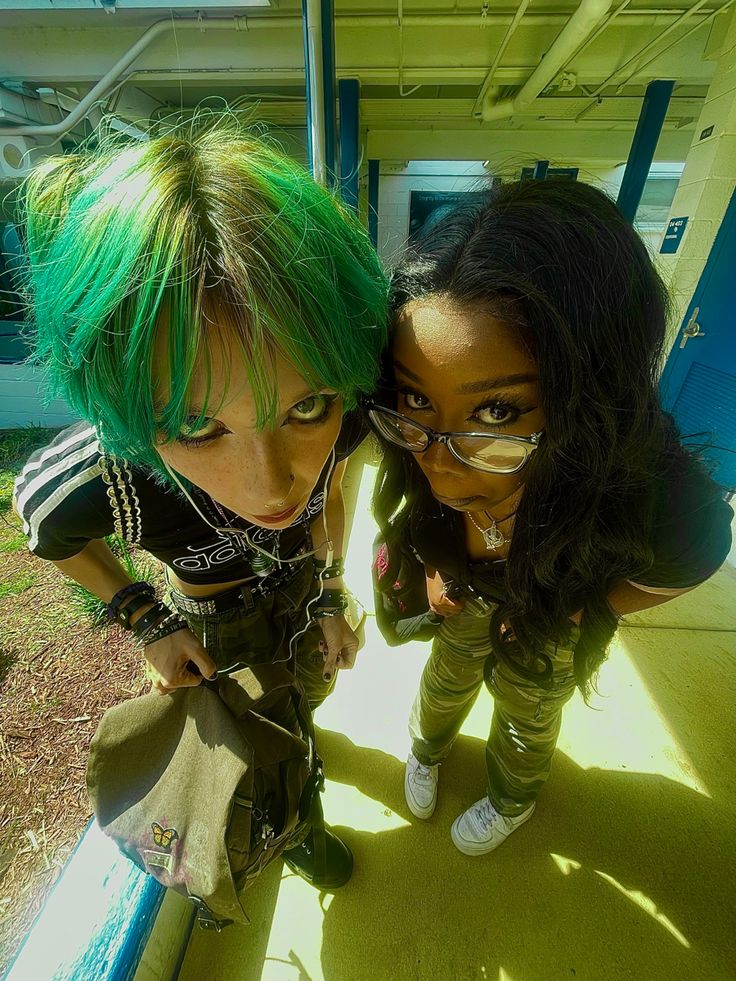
[451,797,535,855]
[404,753,439,819]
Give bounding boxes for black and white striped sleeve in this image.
[13,423,114,560]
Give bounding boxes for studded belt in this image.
[169,560,304,617]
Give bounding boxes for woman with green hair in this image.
[13,125,388,889]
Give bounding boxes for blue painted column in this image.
[320,0,337,186]
[338,79,360,212]
[368,159,379,248]
[617,79,675,222]
[301,0,314,174]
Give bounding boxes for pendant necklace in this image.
[468,507,517,552]
[210,495,280,573]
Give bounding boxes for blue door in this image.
[660,185,736,491]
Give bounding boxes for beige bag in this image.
[87,662,326,930]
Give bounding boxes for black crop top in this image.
[409,450,733,602]
[14,412,368,585]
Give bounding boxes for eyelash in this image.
[290,393,339,426]
[175,394,339,448]
[398,386,531,429]
[176,431,222,449]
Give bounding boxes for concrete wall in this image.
[657,6,736,347]
[0,362,77,430]
[376,159,685,268]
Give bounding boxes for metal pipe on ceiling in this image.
[0,5,722,140]
[611,0,736,92]
[579,0,720,107]
[0,16,242,138]
[552,0,633,82]
[472,0,531,118]
[481,0,614,121]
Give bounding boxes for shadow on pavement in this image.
[316,728,735,981]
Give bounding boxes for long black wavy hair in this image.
[373,178,685,697]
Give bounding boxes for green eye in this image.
[177,417,222,444]
[288,394,337,424]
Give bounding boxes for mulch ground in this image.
[0,429,159,973]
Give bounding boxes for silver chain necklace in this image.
[467,509,516,551]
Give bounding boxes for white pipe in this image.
[0,5,719,138]
[472,0,532,118]
[571,0,720,119]
[481,0,614,121]
[0,17,242,138]
[613,0,736,91]
[304,0,327,185]
[552,0,632,85]
[587,0,715,100]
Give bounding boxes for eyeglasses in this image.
[365,401,543,475]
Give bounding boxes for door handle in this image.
[679,306,705,349]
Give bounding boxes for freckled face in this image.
[391,296,544,513]
[154,330,343,529]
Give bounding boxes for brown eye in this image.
[402,390,431,411]
[474,403,519,426]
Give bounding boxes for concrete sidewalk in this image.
[170,444,736,981]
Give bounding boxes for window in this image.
[635,176,681,230]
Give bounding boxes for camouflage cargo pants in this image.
[409,595,578,817]
[166,556,334,712]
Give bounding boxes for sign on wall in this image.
[660,216,689,254]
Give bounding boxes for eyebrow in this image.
[153,387,325,421]
[394,360,538,394]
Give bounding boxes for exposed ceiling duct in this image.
[0,16,244,139]
[480,0,614,122]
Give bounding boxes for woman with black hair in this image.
[369,179,733,856]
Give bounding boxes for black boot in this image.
[283,827,353,889]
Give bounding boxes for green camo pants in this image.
[409,596,578,817]
[166,558,329,849]
[166,556,334,712]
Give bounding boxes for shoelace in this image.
[413,762,436,784]
[472,797,500,834]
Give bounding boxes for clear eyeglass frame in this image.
[365,401,543,475]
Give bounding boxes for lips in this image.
[433,493,481,508]
[251,502,300,524]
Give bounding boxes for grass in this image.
[0,425,60,511]
[1,427,62,600]
[0,533,27,554]
[0,428,160,626]
[0,572,36,599]
[0,425,60,472]
[0,424,156,974]
[66,535,161,627]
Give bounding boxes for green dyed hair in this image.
[23,123,388,471]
